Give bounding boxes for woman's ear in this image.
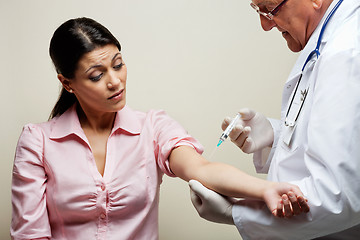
[58,74,74,93]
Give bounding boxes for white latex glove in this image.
[190,180,310,222]
[189,180,234,225]
[222,108,273,154]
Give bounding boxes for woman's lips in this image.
[108,89,124,100]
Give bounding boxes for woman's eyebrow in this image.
[85,64,102,73]
[112,52,121,61]
[85,52,122,73]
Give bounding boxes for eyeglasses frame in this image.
[250,0,289,20]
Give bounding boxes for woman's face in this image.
[65,44,127,115]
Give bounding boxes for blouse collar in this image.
[49,104,141,142]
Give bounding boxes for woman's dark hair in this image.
[49,17,121,119]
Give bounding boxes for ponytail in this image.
[49,88,78,119]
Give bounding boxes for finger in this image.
[189,180,205,208]
[243,126,251,136]
[189,180,207,196]
[238,108,256,121]
[282,194,293,218]
[228,125,244,142]
[241,137,255,154]
[221,117,232,131]
[272,209,277,217]
[234,126,251,148]
[190,188,202,205]
[276,199,284,218]
[288,187,310,213]
[289,186,305,199]
[297,196,310,213]
[288,191,301,215]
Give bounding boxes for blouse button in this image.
[100,213,106,219]
[101,185,106,191]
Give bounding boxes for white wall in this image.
[0,0,298,239]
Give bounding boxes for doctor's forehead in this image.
[252,0,279,6]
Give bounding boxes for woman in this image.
[11,17,308,240]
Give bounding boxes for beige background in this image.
[0,0,298,239]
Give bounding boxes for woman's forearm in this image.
[169,146,272,199]
[193,161,272,199]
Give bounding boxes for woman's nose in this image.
[260,15,277,31]
[107,71,121,89]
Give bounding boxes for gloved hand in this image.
[189,180,310,221]
[189,180,235,225]
[222,108,273,154]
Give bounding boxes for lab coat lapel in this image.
[281,75,300,120]
[281,17,319,118]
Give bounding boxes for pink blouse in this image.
[11,105,203,240]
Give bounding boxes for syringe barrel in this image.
[219,113,241,142]
[224,113,241,133]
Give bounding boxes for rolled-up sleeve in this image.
[150,110,204,177]
[11,124,51,240]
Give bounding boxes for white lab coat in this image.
[233,0,360,239]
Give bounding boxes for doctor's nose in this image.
[260,15,276,31]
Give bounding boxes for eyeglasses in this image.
[250,0,289,20]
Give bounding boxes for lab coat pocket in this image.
[280,125,299,153]
[280,140,299,154]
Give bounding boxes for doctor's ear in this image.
[57,74,74,93]
[311,0,323,9]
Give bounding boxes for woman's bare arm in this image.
[170,146,272,199]
[169,146,309,216]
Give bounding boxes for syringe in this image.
[217,113,241,147]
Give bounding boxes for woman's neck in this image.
[77,105,116,133]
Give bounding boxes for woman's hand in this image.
[263,182,310,218]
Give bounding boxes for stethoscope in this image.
[284,0,343,127]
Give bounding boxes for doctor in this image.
[189,0,360,239]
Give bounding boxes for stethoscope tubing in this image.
[303,0,344,70]
[284,0,343,127]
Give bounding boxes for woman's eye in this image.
[89,73,103,82]
[113,62,124,70]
